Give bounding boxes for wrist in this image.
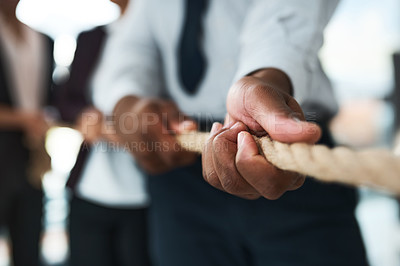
[113,95,141,139]
[113,96,140,118]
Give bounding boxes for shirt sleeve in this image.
[234,0,339,103]
[92,0,164,115]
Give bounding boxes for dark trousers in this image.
[148,163,368,266]
[69,196,151,266]
[147,126,369,266]
[0,183,43,266]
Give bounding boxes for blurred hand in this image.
[114,97,198,175]
[19,111,50,141]
[77,107,120,144]
[202,69,321,200]
[76,107,103,144]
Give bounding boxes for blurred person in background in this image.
[0,0,54,265]
[94,0,368,265]
[55,0,151,265]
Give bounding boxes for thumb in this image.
[249,88,321,144]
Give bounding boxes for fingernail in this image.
[237,131,246,147]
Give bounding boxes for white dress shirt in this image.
[0,16,48,111]
[76,22,149,208]
[93,0,339,122]
[76,141,149,208]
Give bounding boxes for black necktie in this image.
[178,0,209,95]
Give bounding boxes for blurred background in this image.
[1,0,400,265]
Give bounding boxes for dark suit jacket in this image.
[0,33,54,206]
[56,26,106,123]
[392,53,400,130]
[54,26,107,190]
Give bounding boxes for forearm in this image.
[0,105,24,130]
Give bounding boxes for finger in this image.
[202,122,225,191]
[236,131,304,200]
[212,122,260,199]
[287,175,306,191]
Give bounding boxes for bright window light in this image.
[16,0,120,38]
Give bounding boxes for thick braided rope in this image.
[177,132,400,195]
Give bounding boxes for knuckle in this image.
[205,170,221,188]
[212,133,225,145]
[212,134,228,152]
[208,177,221,189]
[291,175,306,190]
[205,169,216,182]
[258,179,287,200]
[220,174,238,192]
[262,189,284,200]
[244,82,266,100]
[236,76,254,91]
